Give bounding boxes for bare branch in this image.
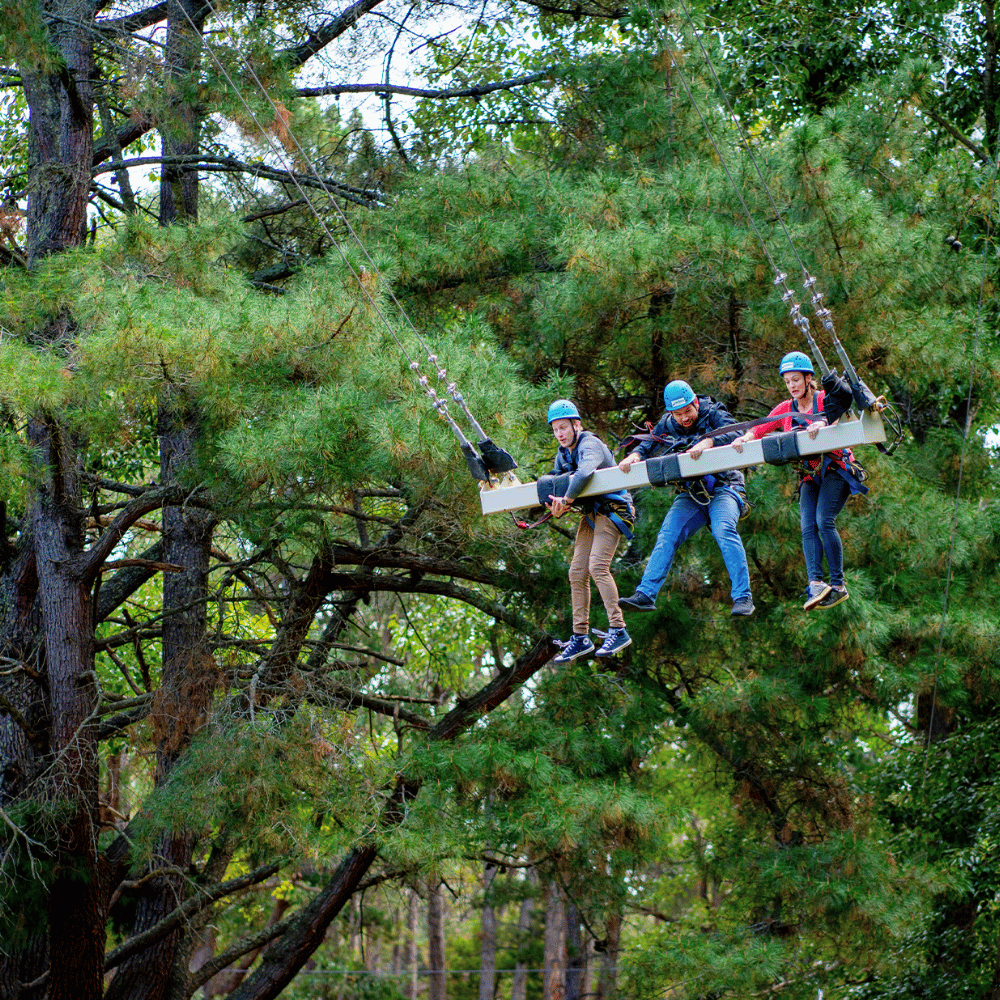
[104,862,283,972]
[296,69,556,101]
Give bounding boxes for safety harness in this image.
[788,396,869,495]
[619,419,750,515]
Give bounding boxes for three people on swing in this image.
[546,355,865,661]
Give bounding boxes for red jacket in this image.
[751,392,856,476]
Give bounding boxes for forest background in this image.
[1,1,999,999]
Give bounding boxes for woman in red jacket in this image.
[733,352,867,610]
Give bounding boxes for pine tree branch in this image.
[79,484,209,586]
[295,69,556,101]
[92,154,383,207]
[319,569,548,642]
[103,862,283,973]
[188,916,295,992]
[282,0,389,68]
[917,106,990,163]
[92,112,156,167]
[226,637,556,1000]
[96,3,171,35]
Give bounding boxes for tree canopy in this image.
[1,2,1000,999]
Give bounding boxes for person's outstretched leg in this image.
[816,472,851,590]
[708,489,752,606]
[588,515,625,629]
[629,495,707,603]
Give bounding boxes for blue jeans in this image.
[799,472,851,589]
[637,488,751,602]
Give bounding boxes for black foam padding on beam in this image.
[536,474,572,506]
[761,432,801,466]
[646,454,682,485]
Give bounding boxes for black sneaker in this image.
[553,633,596,664]
[731,596,755,617]
[595,628,633,657]
[814,588,849,610]
[618,591,656,612]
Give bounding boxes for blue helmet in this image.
[779,351,815,375]
[547,398,581,424]
[663,380,696,411]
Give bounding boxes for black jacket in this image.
[633,396,746,493]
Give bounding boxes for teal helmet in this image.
[779,351,815,375]
[663,380,696,411]
[547,399,581,424]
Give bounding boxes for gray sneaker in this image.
[814,588,849,610]
[618,591,656,612]
[803,581,832,611]
[731,596,755,617]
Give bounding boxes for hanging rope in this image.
[657,4,884,416]
[920,144,1000,784]
[176,2,516,482]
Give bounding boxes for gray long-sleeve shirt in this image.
[552,430,632,505]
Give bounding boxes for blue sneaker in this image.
[553,633,595,664]
[595,628,632,658]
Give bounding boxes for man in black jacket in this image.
[617,380,754,617]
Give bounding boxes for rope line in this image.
[175,2,486,452]
[650,14,829,375]
[921,143,1000,774]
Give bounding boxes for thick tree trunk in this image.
[428,872,447,1000]
[29,410,107,1000]
[21,1,96,263]
[106,400,217,1000]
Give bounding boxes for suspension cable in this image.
[921,145,1000,781]
[175,1,498,461]
[649,14,830,376]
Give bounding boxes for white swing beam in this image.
[480,410,886,515]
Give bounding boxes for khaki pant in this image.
[569,514,625,634]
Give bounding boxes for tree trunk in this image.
[542,880,565,1000]
[478,863,498,1000]
[594,911,621,1000]
[105,399,217,1000]
[428,872,447,1000]
[510,869,536,1000]
[405,885,420,999]
[29,410,107,1000]
[21,0,96,263]
[159,0,208,223]
[565,901,583,1000]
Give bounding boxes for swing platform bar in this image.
[480,410,886,515]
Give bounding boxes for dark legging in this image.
[799,472,851,589]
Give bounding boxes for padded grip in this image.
[536,474,571,505]
[761,432,801,466]
[646,454,682,485]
